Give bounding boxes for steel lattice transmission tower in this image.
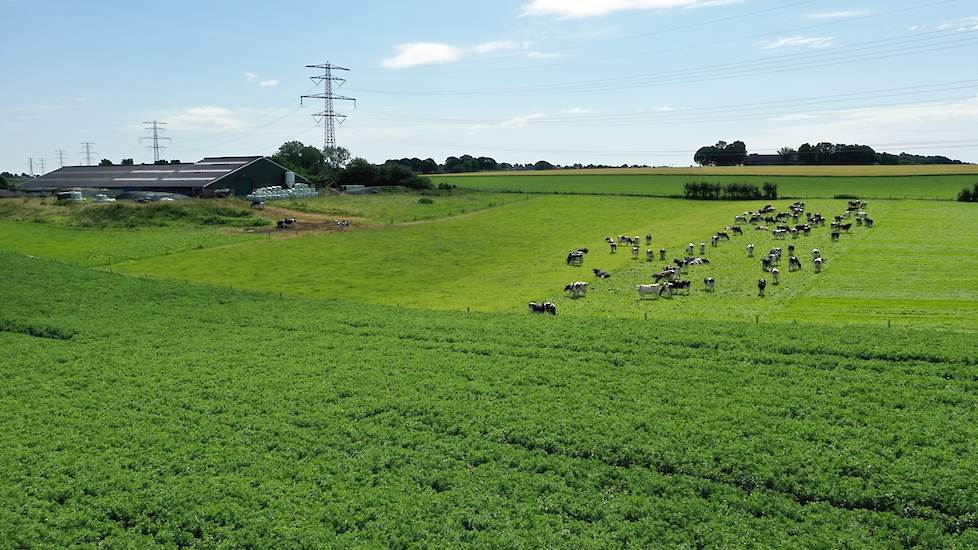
[80,142,97,166]
[141,120,171,162]
[54,149,67,168]
[300,62,356,166]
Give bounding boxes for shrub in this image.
[417,197,434,204]
[957,184,978,202]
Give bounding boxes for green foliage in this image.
[417,197,434,204]
[683,182,773,200]
[694,140,748,166]
[957,183,978,202]
[0,175,8,189]
[98,159,113,166]
[69,201,270,228]
[4,254,978,546]
[336,158,433,189]
[798,142,878,165]
[271,141,341,184]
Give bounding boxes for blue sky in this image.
[2,0,977,172]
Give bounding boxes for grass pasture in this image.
[443,164,978,177]
[4,255,978,547]
[441,173,977,200]
[2,171,978,546]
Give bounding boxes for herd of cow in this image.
[530,199,874,314]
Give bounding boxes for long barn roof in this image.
[19,156,264,190]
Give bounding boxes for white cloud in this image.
[559,107,592,114]
[259,79,279,87]
[806,10,870,19]
[939,16,978,31]
[475,40,526,54]
[381,42,462,69]
[167,106,250,132]
[762,36,834,49]
[244,72,258,82]
[499,113,546,128]
[521,0,741,19]
[908,25,926,31]
[526,50,561,59]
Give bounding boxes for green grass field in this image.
[4,254,978,547]
[279,190,529,224]
[442,165,978,176]
[2,174,978,546]
[439,173,977,200]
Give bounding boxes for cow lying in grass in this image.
[528,301,557,315]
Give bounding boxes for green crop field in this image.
[2,174,978,546]
[4,254,978,547]
[442,165,978,177]
[438,173,978,200]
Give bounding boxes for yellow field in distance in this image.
[439,164,978,177]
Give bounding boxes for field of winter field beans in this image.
[1,174,977,546]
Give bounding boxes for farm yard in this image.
[2,171,978,546]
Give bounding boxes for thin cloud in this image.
[806,10,870,19]
[474,40,526,54]
[244,72,258,82]
[382,43,462,69]
[521,0,741,19]
[763,36,834,49]
[526,50,561,59]
[939,16,978,31]
[259,80,280,87]
[168,106,250,132]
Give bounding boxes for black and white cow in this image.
[731,226,744,236]
[528,301,557,315]
[831,231,840,242]
[700,242,707,255]
[747,243,755,257]
[592,268,612,279]
[704,277,716,292]
[687,243,695,255]
[668,280,691,295]
[636,283,662,299]
[812,248,821,260]
[632,246,640,259]
[647,248,655,262]
[567,251,585,266]
[646,234,653,245]
[813,257,825,273]
[564,281,589,298]
[771,268,780,285]
[758,278,767,297]
[659,248,667,261]
[610,241,618,254]
[788,256,802,272]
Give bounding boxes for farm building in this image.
[18,156,306,197]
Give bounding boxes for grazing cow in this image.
[755,225,769,232]
[646,249,655,262]
[564,281,589,298]
[632,246,640,259]
[704,277,716,292]
[812,248,821,260]
[747,243,755,257]
[762,257,773,271]
[813,257,824,273]
[831,231,840,242]
[711,236,719,248]
[610,241,618,254]
[653,268,679,283]
[668,280,691,295]
[636,284,662,300]
[717,231,730,241]
[592,268,611,279]
[567,251,585,266]
[528,301,557,315]
[790,228,799,239]
[773,229,787,240]
[787,244,796,256]
[335,220,351,229]
[865,217,875,228]
[758,279,767,297]
[731,226,743,236]
[646,234,653,245]
[659,282,673,299]
[735,215,747,224]
[687,243,695,255]
[771,268,780,285]
[700,242,707,255]
[788,256,802,272]
[659,248,667,261]
[840,223,852,233]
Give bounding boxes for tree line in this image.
[695,140,966,166]
[683,181,778,200]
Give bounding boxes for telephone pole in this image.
[55,149,67,168]
[141,120,171,162]
[80,142,97,166]
[301,62,356,166]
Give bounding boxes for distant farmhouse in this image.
[19,156,305,197]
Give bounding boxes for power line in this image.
[80,142,97,166]
[301,62,356,165]
[54,149,67,168]
[350,26,978,97]
[141,120,172,162]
